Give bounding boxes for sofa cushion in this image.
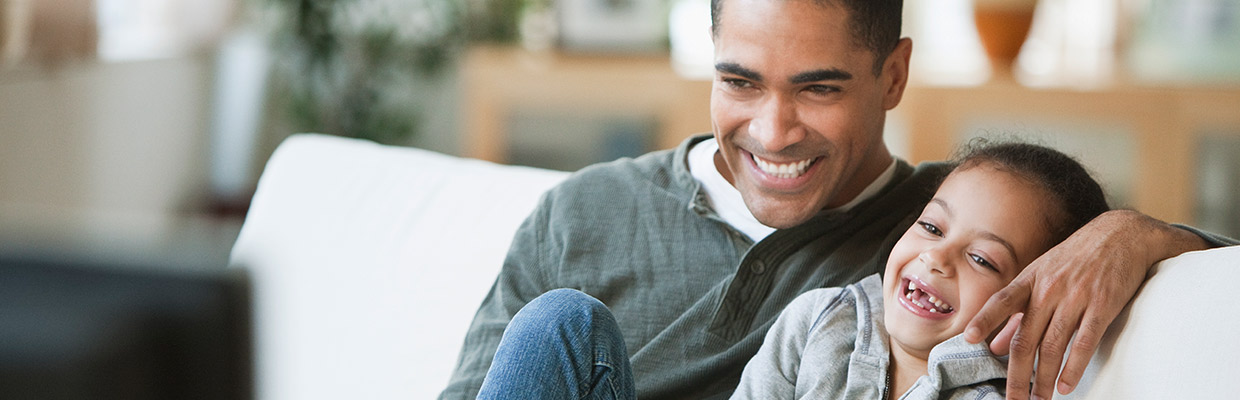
[1062,245,1240,399]
[229,134,568,400]
[232,134,1238,400]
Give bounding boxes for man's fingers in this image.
[1055,310,1109,395]
[988,313,1022,356]
[966,281,1031,343]
[1005,305,1051,400]
[1030,308,1081,400]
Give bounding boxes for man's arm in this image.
[439,199,556,400]
[963,209,1237,400]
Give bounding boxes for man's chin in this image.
[738,180,830,229]
[750,206,819,229]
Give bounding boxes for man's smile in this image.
[751,153,821,179]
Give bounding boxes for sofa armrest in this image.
[1063,245,1240,399]
[229,134,568,400]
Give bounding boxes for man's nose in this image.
[747,94,804,152]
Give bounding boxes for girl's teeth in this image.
[905,279,953,313]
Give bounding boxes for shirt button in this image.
[751,260,767,274]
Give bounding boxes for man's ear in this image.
[881,38,913,111]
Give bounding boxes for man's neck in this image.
[827,146,894,209]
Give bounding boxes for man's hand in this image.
[963,210,1210,400]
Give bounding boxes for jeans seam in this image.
[586,360,616,400]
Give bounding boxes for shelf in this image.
[459,46,713,163]
[460,46,1240,225]
[900,80,1240,223]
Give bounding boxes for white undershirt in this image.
[687,138,898,242]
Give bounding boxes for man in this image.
[441,0,1234,399]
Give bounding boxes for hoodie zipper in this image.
[883,370,891,399]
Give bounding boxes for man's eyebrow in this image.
[715,62,762,82]
[789,68,853,84]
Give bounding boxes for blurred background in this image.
[1,0,1238,272]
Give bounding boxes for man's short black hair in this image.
[710,0,903,75]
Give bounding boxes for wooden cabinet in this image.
[899,81,1240,224]
[459,46,1240,225]
[459,46,712,163]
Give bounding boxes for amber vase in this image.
[973,0,1038,79]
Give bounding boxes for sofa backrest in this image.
[232,134,1240,400]
[1061,245,1240,399]
[229,134,568,400]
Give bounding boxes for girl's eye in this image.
[970,254,998,272]
[917,221,942,237]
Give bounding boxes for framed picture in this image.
[558,0,668,53]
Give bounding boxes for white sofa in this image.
[230,134,1238,400]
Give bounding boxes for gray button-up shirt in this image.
[440,135,953,399]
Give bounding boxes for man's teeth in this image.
[752,155,813,179]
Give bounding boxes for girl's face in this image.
[882,164,1060,360]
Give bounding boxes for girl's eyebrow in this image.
[931,198,1017,262]
[978,231,1017,263]
[930,198,952,217]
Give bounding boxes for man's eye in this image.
[804,85,840,95]
[970,254,998,271]
[918,221,941,236]
[722,78,753,89]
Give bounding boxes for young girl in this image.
[731,141,1109,399]
[477,140,1109,400]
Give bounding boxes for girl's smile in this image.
[897,276,955,320]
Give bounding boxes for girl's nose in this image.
[919,246,955,278]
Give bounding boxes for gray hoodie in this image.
[732,274,1007,399]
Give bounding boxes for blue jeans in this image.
[477,288,636,400]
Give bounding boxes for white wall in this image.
[0,56,220,263]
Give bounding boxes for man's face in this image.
[710,0,910,228]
